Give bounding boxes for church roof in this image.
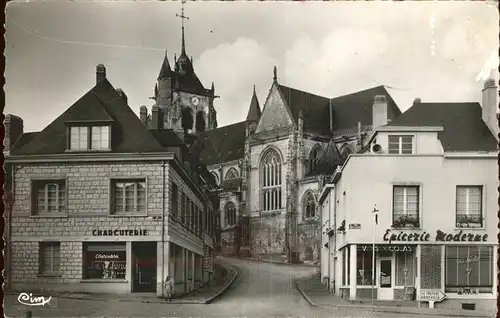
[246,86,261,122]
[387,101,497,152]
[193,121,247,166]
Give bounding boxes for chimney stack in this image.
[4,114,24,154]
[151,105,164,130]
[139,106,148,125]
[481,78,499,139]
[413,98,422,105]
[115,88,128,105]
[372,95,388,128]
[96,64,106,85]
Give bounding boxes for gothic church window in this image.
[196,111,206,132]
[260,148,282,211]
[307,144,322,175]
[224,201,237,226]
[225,168,239,180]
[303,191,316,219]
[181,107,194,132]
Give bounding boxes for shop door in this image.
[132,242,157,293]
[377,257,394,300]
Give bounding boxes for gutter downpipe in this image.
[161,160,166,298]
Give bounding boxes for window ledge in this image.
[38,273,62,278]
[79,279,128,283]
[454,227,485,231]
[108,214,148,218]
[65,149,111,153]
[391,226,421,230]
[31,214,68,218]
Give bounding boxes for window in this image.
[395,252,415,286]
[180,192,186,223]
[111,179,146,215]
[83,242,126,280]
[186,198,191,228]
[303,192,316,219]
[39,242,60,274]
[456,186,483,228]
[191,202,196,231]
[388,135,413,154]
[260,148,283,211]
[224,201,237,226]
[445,246,493,294]
[392,186,420,228]
[356,249,375,286]
[32,180,66,215]
[307,145,322,174]
[225,168,239,180]
[69,125,111,151]
[171,183,178,219]
[70,126,88,150]
[91,126,110,150]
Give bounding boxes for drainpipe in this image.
[331,186,336,292]
[161,160,166,298]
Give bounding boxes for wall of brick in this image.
[13,162,165,217]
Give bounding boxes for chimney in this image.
[139,106,148,125]
[4,114,24,154]
[481,78,499,139]
[115,89,128,105]
[413,97,422,105]
[96,64,106,84]
[372,95,388,128]
[151,105,164,130]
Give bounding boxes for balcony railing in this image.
[392,214,420,228]
[456,214,483,228]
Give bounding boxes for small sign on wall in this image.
[349,223,361,229]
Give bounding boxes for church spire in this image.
[246,85,261,123]
[176,0,189,55]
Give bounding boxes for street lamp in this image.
[371,204,379,307]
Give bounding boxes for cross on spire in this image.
[176,0,190,54]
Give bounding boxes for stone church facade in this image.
[139,27,404,264]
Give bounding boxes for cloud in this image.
[195,37,277,126]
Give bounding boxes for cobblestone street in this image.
[5,258,487,318]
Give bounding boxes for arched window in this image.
[224,201,236,226]
[181,107,194,132]
[340,144,353,159]
[211,172,219,185]
[307,144,322,174]
[225,168,239,180]
[196,111,206,132]
[260,148,282,211]
[303,192,316,219]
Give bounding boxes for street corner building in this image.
[318,79,499,312]
[4,65,219,296]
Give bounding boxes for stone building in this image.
[318,78,498,311]
[6,65,218,296]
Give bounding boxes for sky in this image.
[5,0,499,133]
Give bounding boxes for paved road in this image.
[5,258,468,317]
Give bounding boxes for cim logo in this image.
[17,293,52,307]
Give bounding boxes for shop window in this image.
[39,242,61,274]
[392,185,420,228]
[83,242,126,280]
[111,179,146,215]
[445,246,493,294]
[395,252,415,286]
[356,250,375,286]
[456,186,483,228]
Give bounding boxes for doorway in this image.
[377,256,394,300]
[132,242,157,293]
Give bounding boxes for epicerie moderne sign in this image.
[383,229,488,244]
[92,229,149,236]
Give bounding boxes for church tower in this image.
[149,0,218,138]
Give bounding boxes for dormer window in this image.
[69,125,110,151]
[388,135,413,154]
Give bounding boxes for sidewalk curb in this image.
[204,264,239,304]
[294,280,493,318]
[241,257,318,268]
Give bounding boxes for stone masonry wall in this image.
[250,214,286,256]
